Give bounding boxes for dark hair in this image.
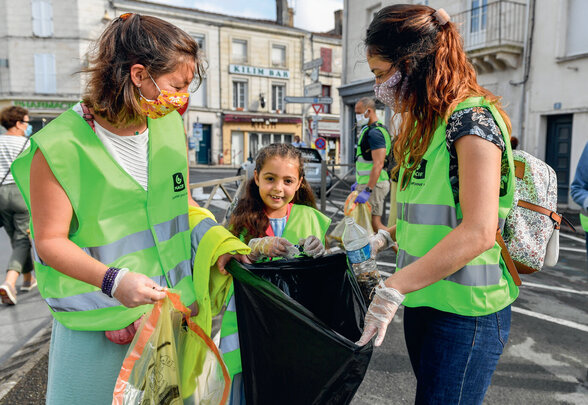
[82,13,205,127]
[365,5,512,187]
[0,106,28,130]
[510,136,519,150]
[229,143,316,243]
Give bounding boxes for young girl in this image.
[221,143,331,403]
[356,5,518,405]
[11,14,245,403]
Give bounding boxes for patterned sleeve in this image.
[445,106,505,158]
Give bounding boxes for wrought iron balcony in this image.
[452,0,527,73]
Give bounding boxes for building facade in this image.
[0,0,342,167]
[340,0,588,207]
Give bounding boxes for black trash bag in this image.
[227,253,373,405]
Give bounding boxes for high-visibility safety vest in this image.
[220,204,331,378]
[11,108,195,331]
[396,97,519,316]
[355,121,391,184]
[580,213,588,232]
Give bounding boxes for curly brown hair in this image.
[0,106,28,130]
[229,143,316,243]
[365,4,512,188]
[82,13,205,127]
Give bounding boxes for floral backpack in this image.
[496,150,574,286]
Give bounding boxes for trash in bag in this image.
[113,291,230,405]
[327,191,373,248]
[227,253,373,405]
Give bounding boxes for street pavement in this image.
[0,166,586,403]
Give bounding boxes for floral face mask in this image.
[373,70,404,109]
[139,73,189,119]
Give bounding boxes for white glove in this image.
[299,235,326,258]
[369,229,396,257]
[247,236,296,261]
[356,283,405,347]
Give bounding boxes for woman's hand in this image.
[356,284,405,347]
[247,237,295,261]
[112,272,166,308]
[105,316,143,345]
[299,235,325,258]
[216,253,251,275]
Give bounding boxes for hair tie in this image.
[119,12,133,21]
[432,8,450,26]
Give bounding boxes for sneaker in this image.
[20,279,37,292]
[0,284,17,305]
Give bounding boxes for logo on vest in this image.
[173,173,186,192]
[413,159,427,180]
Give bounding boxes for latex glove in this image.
[112,271,166,308]
[105,316,143,345]
[369,229,396,257]
[351,182,358,192]
[355,189,371,204]
[299,235,325,258]
[356,283,405,347]
[248,236,296,261]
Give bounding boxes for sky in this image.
[150,0,344,32]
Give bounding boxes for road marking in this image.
[522,281,588,295]
[559,246,586,253]
[560,232,586,244]
[512,306,588,333]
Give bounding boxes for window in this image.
[320,48,332,72]
[566,0,588,56]
[272,84,285,112]
[232,39,247,63]
[271,45,286,67]
[470,0,488,33]
[233,80,248,110]
[192,77,207,107]
[34,53,56,94]
[193,34,205,55]
[321,85,331,114]
[32,0,53,37]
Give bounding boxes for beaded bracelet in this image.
[101,267,120,297]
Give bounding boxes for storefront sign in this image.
[224,114,301,125]
[229,64,290,79]
[13,100,76,111]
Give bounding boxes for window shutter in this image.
[41,0,54,37]
[320,47,332,72]
[34,53,56,93]
[32,0,42,36]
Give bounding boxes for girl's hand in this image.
[112,271,166,308]
[299,236,325,258]
[247,237,294,261]
[216,253,251,275]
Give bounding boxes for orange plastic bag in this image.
[113,291,230,405]
[326,191,373,247]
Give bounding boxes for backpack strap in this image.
[496,229,522,286]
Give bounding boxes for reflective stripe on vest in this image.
[11,108,194,331]
[395,97,519,316]
[355,122,391,184]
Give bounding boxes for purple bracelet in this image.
[101,267,120,297]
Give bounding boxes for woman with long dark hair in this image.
[356,5,518,404]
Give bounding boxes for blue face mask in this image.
[24,124,32,137]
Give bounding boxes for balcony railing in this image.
[452,0,527,72]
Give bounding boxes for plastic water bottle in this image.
[342,217,382,303]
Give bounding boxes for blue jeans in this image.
[403,305,511,405]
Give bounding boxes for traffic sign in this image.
[312,104,323,114]
[303,58,323,71]
[315,137,326,150]
[304,82,322,97]
[284,96,333,104]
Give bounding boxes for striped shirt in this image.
[0,135,29,185]
[73,103,149,190]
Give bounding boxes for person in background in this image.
[0,106,36,305]
[353,97,392,232]
[222,143,330,404]
[291,135,307,148]
[571,141,588,262]
[355,6,519,405]
[510,136,519,150]
[11,14,246,403]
